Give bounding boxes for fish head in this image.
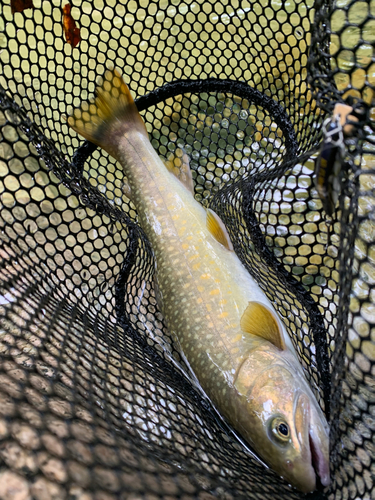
[236,361,330,493]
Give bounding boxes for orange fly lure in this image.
[62,3,81,48]
[11,0,34,14]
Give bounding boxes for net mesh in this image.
[0,0,374,498]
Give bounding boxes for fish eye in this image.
[270,417,290,443]
[278,423,289,436]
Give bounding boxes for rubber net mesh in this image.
[0,0,374,498]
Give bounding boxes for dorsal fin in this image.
[206,209,234,251]
[240,301,286,350]
[164,148,194,194]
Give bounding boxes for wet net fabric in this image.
[0,0,374,499]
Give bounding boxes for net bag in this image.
[0,0,374,499]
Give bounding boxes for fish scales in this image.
[114,129,267,405]
[67,69,330,493]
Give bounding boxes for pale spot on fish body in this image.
[218,312,228,319]
[232,334,242,343]
[189,254,199,261]
[262,399,274,419]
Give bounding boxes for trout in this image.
[67,69,330,492]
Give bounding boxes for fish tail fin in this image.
[66,68,148,150]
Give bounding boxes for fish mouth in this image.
[309,424,330,488]
[294,392,330,492]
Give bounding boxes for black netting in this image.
[0,0,374,499]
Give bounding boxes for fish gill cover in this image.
[0,0,374,499]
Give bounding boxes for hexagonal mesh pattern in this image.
[0,0,374,499]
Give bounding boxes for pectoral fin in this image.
[206,209,234,251]
[165,148,194,194]
[240,301,286,350]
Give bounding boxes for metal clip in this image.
[314,114,345,218]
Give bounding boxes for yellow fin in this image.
[165,148,194,194]
[240,301,286,350]
[66,68,148,148]
[206,209,234,251]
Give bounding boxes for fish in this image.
[67,69,330,493]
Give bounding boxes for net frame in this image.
[0,0,374,498]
